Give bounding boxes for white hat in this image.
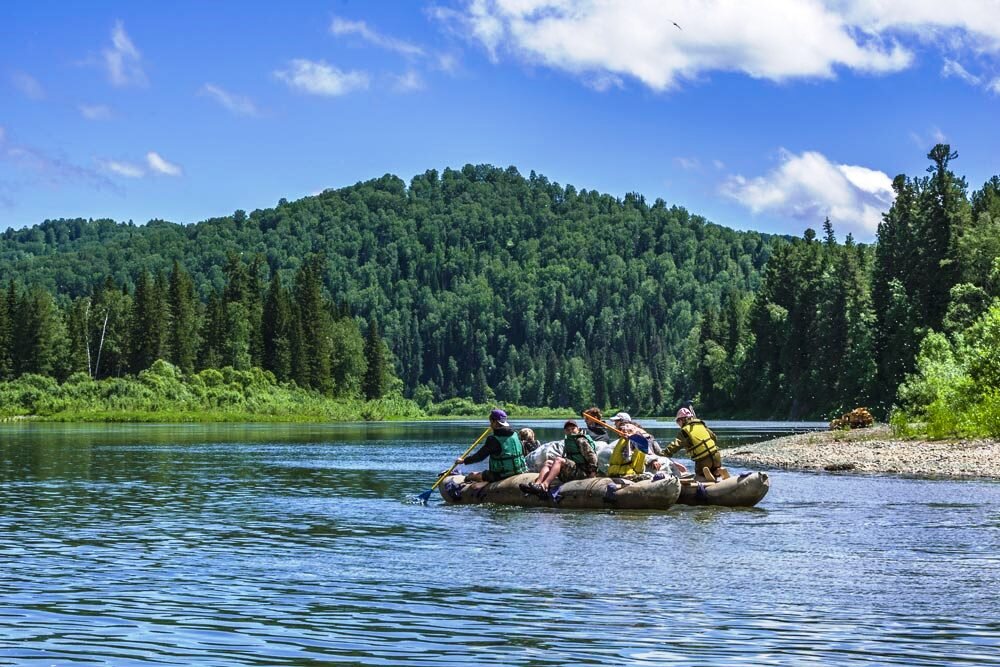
[610,411,632,422]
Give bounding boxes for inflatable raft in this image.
[676,471,770,507]
[439,472,682,510]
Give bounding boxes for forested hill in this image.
[0,164,778,415]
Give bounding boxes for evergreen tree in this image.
[362,319,392,400]
[168,260,199,373]
[262,271,293,381]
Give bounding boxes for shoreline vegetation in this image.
[727,425,1000,480]
[0,360,575,423]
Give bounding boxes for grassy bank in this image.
[0,361,581,423]
[0,361,425,423]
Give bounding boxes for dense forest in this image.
[0,149,998,425]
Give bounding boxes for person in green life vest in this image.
[664,407,729,481]
[519,420,599,496]
[454,408,528,483]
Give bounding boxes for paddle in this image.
[582,413,651,453]
[417,427,492,503]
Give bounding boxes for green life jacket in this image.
[488,432,527,478]
[681,419,719,461]
[564,432,596,468]
[608,437,646,476]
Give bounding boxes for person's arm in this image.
[457,436,499,465]
[662,436,683,457]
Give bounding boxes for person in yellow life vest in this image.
[664,407,729,481]
[607,436,646,477]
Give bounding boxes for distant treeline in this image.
[0,151,997,422]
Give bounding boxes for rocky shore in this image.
[727,425,1000,479]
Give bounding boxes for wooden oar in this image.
[417,427,492,503]
[581,413,651,452]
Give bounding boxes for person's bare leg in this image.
[538,459,563,490]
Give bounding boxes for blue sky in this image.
[2,0,999,241]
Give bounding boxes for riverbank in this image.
[727,425,1000,479]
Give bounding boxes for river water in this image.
[1,421,997,665]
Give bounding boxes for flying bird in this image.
[672,21,682,30]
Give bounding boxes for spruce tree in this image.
[168,260,199,373]
[363,319,390,400]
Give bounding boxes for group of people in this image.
[454,406,729,497]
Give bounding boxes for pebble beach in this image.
[727,425,1000,480]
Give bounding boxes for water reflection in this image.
[1,422,997,665]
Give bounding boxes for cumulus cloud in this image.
[79,104,112,120]
[438,0,1000,91]
[146,151,182,176]
[199,83,259,116]
[721,149,895,236]
[11,72,44,99]
[103,20,146,87]
[331,17,425,57]
[274,59,369,96]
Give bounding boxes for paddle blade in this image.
[417,488,434,503]
[629,433,650,453]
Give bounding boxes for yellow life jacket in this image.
[607,438,646,476]
[681,419,719,461]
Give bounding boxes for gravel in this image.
[726,425,1000,479]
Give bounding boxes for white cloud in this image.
[391,70,425,92]
[99,159,144,178]
[79,104,112,120]
[103,20,146,87]
[721,149,895,236]
[989,77,1000,95]
[439,0,1000,92]
[942,58,981,85]
[146,151,182,176]
[11,72,44,99]
[199,83,259,116]
[274,59,369,96]
[440,0,916,90]
[674,157,701,171]
[331,17,425,57]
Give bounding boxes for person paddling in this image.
[454,408,528,483]
[664,407,729,481]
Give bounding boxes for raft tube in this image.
[439,472,681,510]
[676,471,770,507]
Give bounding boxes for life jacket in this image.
[488,432,528,478]
[563,432,596,468]
[681,419,719,462]
[607,438,646,476]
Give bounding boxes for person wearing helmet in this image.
[664,406,728,481]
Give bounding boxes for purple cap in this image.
[490,408,509,424]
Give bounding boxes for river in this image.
[1,421,998,665]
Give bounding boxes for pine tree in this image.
[363,319,391,400]
[293,255,333,393]
[262,271,292,380]
[168,260,199,373]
